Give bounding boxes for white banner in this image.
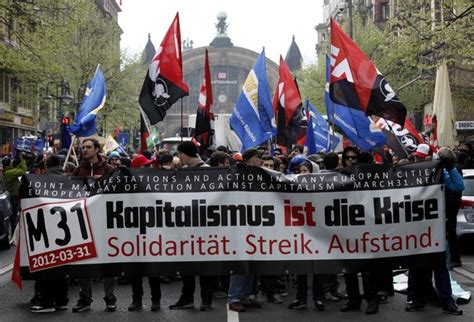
[17,162,446,276]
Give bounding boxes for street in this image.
[1,245,473,321]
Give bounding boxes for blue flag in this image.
[14,137,44,154]
[325,56,386,151]
[230,49,275,151]
[305,100,339,154]
[68,66,106,137]
[305,112,317,155]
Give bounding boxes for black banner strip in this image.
[20,252,444,280]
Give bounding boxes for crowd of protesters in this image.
[1,139,473,315]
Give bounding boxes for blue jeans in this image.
[227,275,254,304]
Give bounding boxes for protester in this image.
[276,155,288,173]
[227,148,264,313]
[241,148,262,167]
[287,154,306,174]
[157,153,174,169]
[261,155,275,170]
[438,147,464,268]
[127,154,161,312]
[30,155,69,313]
[209,151,231,167]
[3,151,27,231]
[71,138,117,313]
[108,151,121,168]
[298,159,319,174]
[340,147,379,315]
[170,141,215,311]
[406,145,463,315]
[341,146,359,167]
[413,143,432,161]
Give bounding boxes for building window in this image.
[381,2,390,19]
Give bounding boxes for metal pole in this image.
[397,73,423,92]
[63,135,76,170]
[180,99,184,141]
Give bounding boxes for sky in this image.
[118,0,324,66]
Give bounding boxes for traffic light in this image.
[47,135,54,147]
[61,116,71,125]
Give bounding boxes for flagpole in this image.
[94,64,100,76]
[180,99,184,142]
[386,120,410,158]
[139,106,151,135]
[63,135,76,171]
[71,138,79,166]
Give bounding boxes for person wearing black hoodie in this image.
[30,155,69,313]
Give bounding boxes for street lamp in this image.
[43,80,73,104]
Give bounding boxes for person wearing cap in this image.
[406,146,463,315]
[175,141,209,168]
[209,151,231,167]
[308,153,325,170]
[127,154,161,312]
[242,148,262,167]
[414,143,431,161]
[71,138,117,313]
[108,151,121,168]
[227,149,264,313]
[130,154,153,168]
[170,141,214,312]
[232,153,243,162]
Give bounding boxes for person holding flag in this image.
[230,49,275,152]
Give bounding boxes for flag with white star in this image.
[68,66,106,137]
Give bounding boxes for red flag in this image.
[11,230,22,290]
[193,49,214,155]
[375,117,423,157]
[140,114,149,152]
[113,127,120,139]
[329,18,406,126]
[139,13,189,125]
[273,56,306,149]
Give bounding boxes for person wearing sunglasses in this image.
[342,146,359,167]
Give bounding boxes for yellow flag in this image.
[103,135,119,154]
